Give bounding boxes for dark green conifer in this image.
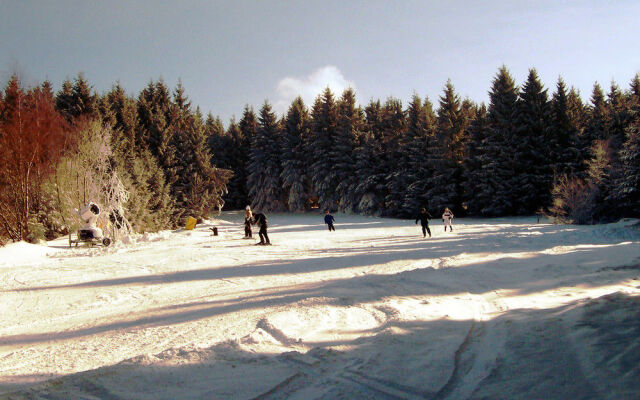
[480,66,519,216]
[354,99,386,215]
[281,97,312,211]
[463,104,490,215]
[238,105,258,206]
[55,73,99,122]
[220,119,247,209]
[549,78,582,177]
[614,119,640,216]
[512,69,551,214]
[309,88,339,210]
[247,101,285,211]
[583,83,609,156]
[379,97,406,216]
[427,81,470,216]
[333,89,363,212]
[402,94,437,216]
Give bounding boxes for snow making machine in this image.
[69,202,112,247]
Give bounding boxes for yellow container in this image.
[185,217,197,230]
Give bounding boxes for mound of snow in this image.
[0,241,59,267]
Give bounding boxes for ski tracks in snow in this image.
[2,214,639,398]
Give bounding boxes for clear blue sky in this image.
[2,0,639,124]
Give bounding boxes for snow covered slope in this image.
[1,213,639,399]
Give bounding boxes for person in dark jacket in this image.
[324,210,336,231]
[415,208,433,238]
[252,212,270,245]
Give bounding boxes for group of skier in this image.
[242,205,453,245]
[244,206,270,245]
[415,207,454,238]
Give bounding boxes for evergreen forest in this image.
[1,66,639,245]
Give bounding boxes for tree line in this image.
[218,66,639,223]
[0,75,230,244]
[1,66,639,244]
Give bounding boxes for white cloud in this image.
[274,66,356,115]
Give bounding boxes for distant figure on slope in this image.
[252,211,270,245]
[442,207,454,232]
[324,210,336,231]
[244,205,253,238]
[415,208,433,238]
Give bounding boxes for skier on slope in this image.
[415,208,433,238]
[442,207,454,232]
[324,210,336,231]
[252,211,270,245]
[244,206,253,239]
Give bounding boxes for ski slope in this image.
[1,213,639,399]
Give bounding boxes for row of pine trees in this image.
[218,66,639,222]
[1,66,639,243]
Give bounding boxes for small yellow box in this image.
[185,217,197,230]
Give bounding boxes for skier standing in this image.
[244,206,253,238]
[442,207,454,232]
[415,208,433,238]
[324,210,336,231]
[252,211,270,245]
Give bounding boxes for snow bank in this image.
[0,241,59,268]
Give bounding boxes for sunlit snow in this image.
[1,213,639,399]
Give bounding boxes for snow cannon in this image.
[78,202,101,226]
[70,202,111,247]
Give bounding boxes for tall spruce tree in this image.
[463,104,490,215]
[55,80,74,120]
[247,101,285,211]
[280,97,311,211]
[426,81,470,215]
[221,119,247,209]
[239,105,258,206]
[55,73,99,122]
[566,87,589,176]
[380,97,406,216]
[170,83,231,219]
[334,88,363,212]
[479,66,519,216]
[512,69,551,214]
[549,78,582,177]
[402,95,437,216]
[103,83,137,162]
[606,81,629,154]
[206,113,233,172]
[611,75,640,217]
[614,118,640,216]
[354,99,386,215]
[582,83,609,159]
[309,88,339,210]
[136,80,177,189]
[102,83,174,231]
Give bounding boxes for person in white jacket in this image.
[442,207,454,232]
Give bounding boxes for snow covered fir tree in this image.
[1,67,640,245]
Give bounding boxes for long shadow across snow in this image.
[12,219,636,293]
[1,239,637,347]
[4,293,639,399]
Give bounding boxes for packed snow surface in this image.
[1,213,639,399]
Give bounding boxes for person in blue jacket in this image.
[324,210,336,231]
